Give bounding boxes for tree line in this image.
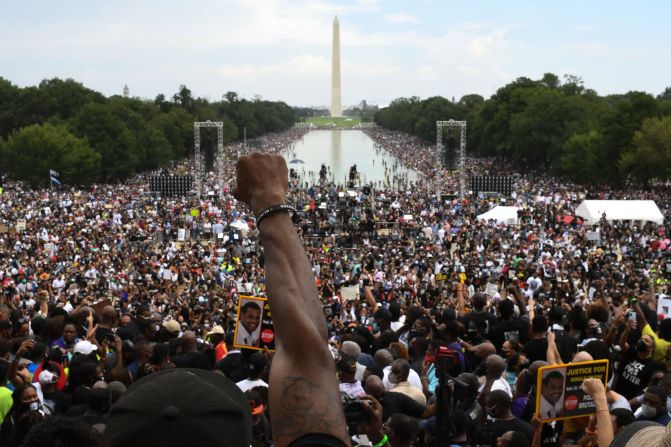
[0,78,295,186]
[375,73,671,185]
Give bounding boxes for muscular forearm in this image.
[261,213,349,447]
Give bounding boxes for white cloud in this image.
[384,13,421,25]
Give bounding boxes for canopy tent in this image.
[476,206,519,225]
[575,200,664,225]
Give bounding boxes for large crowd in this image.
[0,125,671,447]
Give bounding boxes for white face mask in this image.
[641,403,657,418]
[28,401,42,411]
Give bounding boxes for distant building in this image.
[123,84,129,98]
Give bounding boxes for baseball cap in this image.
[102,368,252,447]
[74,340,98,355]
[249,352,267,373]
[162,320,181,334]
[207,325,225,336]
[38,370,59,385]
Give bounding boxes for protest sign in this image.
[177,228,186,241]
[536,359,609,422]
[16,219,26,232]
[435,273,448,282]
[234,296,275,352]
[191,209,200,217]
[340,285,359,302]
[586,230,601,242]
[657,294,671,319]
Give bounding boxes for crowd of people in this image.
[0,124,671,447]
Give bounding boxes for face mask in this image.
[154,324,160,333]
[641,403,657,418]
[28,401,42,412]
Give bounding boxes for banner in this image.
[536,359,609,422]
[50,169,61,187]
[233,296,275,352]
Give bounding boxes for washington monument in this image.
[330,15,342,117]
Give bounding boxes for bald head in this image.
[364,375,385,399]
[572,351,593,363]
[485,354,506,376]
[374,349,394,369]
[528,360,548,386]
[181,331,197,352]
[391,359,411,382]
[341,341,361,360]
[102,306,117,324]
[475,342,497,359]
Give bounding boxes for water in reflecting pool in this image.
[283,130,418,187]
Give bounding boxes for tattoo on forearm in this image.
[272,376,347,443]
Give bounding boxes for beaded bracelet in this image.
[255,204,297,229]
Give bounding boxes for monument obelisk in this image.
[330,15,342,117]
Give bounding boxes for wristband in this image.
[255,204,297,229]
[372,434,388,447]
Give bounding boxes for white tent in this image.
[476,206,519,225]
[575,200,664,225]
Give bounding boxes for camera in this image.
[341,394,367,435]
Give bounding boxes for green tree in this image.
[70,103,140,180]
[560,131,604,183]
[619,116,671,184]
[172,85,194,111]
[0,77,21,137]
[597,91,658,183]
[1,123,100,186]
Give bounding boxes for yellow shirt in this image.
[643,323,671,363]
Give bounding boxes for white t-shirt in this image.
[479,377,513,398]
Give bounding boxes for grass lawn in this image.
[303,116,362,128]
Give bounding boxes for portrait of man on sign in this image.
[235,299,263,347]
[540,369,566,419]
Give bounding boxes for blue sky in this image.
[1,0,669,107]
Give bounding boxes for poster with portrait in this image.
[233,295,275,352]
[536,359,609,422]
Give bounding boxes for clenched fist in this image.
[234,153,288,215]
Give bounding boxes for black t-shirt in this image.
[380,390,426,421]
[523,338,548,363]
[553,331,577,364]
[474,417,533,447]
[615,354,661,399]
[489,318,530,348]
[462,311,497,336]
